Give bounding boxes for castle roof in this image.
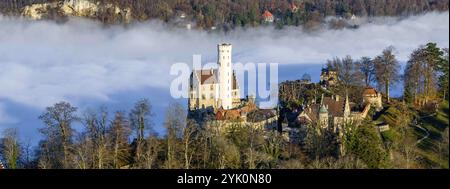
[299,95,347,124]
[193,69,238,90]
[196,69,218,84]
[319,105,328,114]
[262,10,273,18]
[322,97,345,117]
[302,105,319,123]
[363,87,378,96]
[216,108,241,121]
[247,109,277,122]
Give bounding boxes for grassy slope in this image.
[416,100,449,168]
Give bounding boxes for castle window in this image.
[210,94,214,99]
[210,85,213,90]
[202,95,206,100]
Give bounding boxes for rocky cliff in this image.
[21,0,131,22]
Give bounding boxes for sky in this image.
[0,11,448,143]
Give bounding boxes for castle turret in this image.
[344,94,350,118]
[319,105,329,128]
[218,43,233,109]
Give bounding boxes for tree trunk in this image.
[185,138,189,169]
[60,123,69,169]
[386,80,390,103]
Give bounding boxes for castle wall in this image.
[208,116,278,134]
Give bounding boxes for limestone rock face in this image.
[61,0,99,17]
[22,3,49,20]
[21,0,132,22]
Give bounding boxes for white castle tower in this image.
[218,43,233,110]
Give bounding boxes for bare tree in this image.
[327,55,364,90]
[82,107,109,169]
[39,101,78,168]
[141,134,160,169]
[129,99,154,165]
[22,139,33,168]
[108,111,131,169]
[182,119,199,169]
[72,133,91,169]
[357,56,375,87]
[374,46,401,103]
[130,99,154,141]
[164,102,186,169]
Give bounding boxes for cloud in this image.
[0,12,448,109]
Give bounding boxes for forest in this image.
[0,42,448,169]
[0,0,449,29]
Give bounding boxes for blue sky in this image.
[0,12,448,144]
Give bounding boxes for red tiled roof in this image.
[216,109,241,121]
[363,87,378,95]
[290,2,298,9]
[263,10,273,18]
[216,109,225,120]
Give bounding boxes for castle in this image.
[319,68,338,87]
[362,87,383,111]
[188,43,278,133]
[189,43,241,110]
[297,94,371,132]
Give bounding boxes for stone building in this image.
[362,87,383,111]
[296,94,371,134]
[262,10,274,23]
[319,68,338,87]
[293,93,372,155]
[189,43,241,110]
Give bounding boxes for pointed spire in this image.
[344,93,350,117]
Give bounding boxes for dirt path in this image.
[411,113,435,145]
